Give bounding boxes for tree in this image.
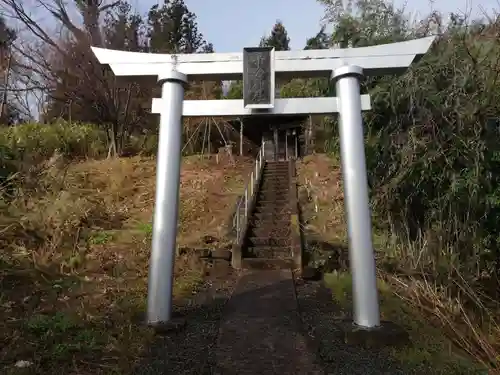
[146,0,220,155]
[317,0,413,47]
[104,1,145,51]
[1,0,142,151]
[278,26,332,100]
[147,0,212,53]
[318,0,500,289]
[259,20,290,51]
[37,0,152,156]
[305,26,330,49]
[0,16,16,54]
[0,15,19,124]
[2,0,216,155]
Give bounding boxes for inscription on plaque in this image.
[243,47,274,107]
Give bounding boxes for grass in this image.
[297,153,496,373]
[0,155,251,374]
[324,272,486,374]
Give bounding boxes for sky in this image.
[4,0,498,118]
[134,0,499,53]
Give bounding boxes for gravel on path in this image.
[294,278,405,375]
[214,269,324,375]
[132,265,239,375]
[133,268,407,375]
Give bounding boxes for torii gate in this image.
[91,36,435,331]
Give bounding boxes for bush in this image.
[316,9,500,363]
[0,121,107,195]
[362,24,500,287]
[0,121,107,162]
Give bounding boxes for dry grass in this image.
[297,154,345,243]
[297,153,497,373]
[0,155,251,374]
[324,272,485,374]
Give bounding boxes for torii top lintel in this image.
[91,36,435,81]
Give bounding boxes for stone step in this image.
[264,165,289,170]
[257,189,290,199]
[260,182,289,188]
[260,182,288,188]
[240,258,294,270]
[251,212,290,221]
[265,162,289,167]
[263,166,289,171]
[263,171,289,175]
[256,197,289,205]
[245,246,291,259]
[257,197,289,205]
[264,163,289,167]
[248,226,291,238]
[262,173,289,177]
[259,186,289,192]
[262,173,290,179]
[255,199,289,207]
[253,205,291,214]
[258,187,290,194]
[248,218,290,227]
[247,237,290,247]
[252,209,290,217]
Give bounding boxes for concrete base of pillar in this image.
[335,320,409,348]
[147,312,187,335]
[231,243,243,269]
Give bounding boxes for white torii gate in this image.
[91,36,435,331]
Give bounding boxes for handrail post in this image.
[244,189,248,221]
[250,172,254,196]
[236,212,240,243]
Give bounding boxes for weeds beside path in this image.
[0,155,251,375]
[297,154,497,373]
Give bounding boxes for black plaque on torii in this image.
[243,47,275,108]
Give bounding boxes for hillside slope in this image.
[0,155,251,374]
[297,154,486,374]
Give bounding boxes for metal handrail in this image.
[233,141,266,243]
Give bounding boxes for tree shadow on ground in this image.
[131,269,404,375]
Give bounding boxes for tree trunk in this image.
[107,123,118,158]
[0,50,12,122]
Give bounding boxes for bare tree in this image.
[1,0,148,155]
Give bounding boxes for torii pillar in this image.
[147,69,188,327]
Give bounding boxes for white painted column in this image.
[332,65,380,328]
[147,69,187,326]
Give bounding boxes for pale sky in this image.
[3,0,497,118]
[132,0,498,53]
[6,0,498,51]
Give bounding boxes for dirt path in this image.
[214,269,324,374]
[132,264,239,375]
[133,268,405,374]
[295,279,404,375]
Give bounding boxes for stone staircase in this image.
[242,161,295,269]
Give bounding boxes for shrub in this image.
[0,121,107,196]
[0,121,107,163]
[362,24,500,286]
